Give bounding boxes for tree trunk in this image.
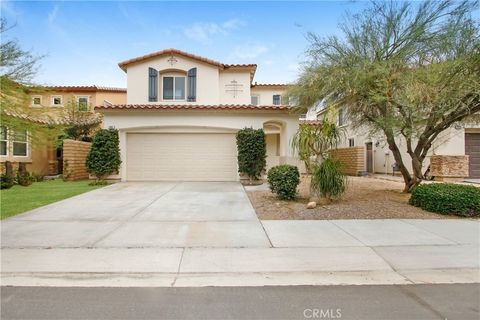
[385,133,415,192]
[408,153,425,192]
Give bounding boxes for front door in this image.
[465,133,480,178]
[366,142,373,173]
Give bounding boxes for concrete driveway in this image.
[1,182,271,248]
[1,182,478,287]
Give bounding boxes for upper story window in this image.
[0,126,7,156]
[31,96,42,107]
[13,130,28,157]
[76,96,89,112]
[51,95,63,107]
[348,138,355,147]
[251,95,259,106]
[338,108,347,126]
[163,76,185,100]
[288,96,299,106]
[273,94,281,105]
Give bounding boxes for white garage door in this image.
[126,133,238,181]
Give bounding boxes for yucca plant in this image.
[291,117,343,174]
[311,158,347,201]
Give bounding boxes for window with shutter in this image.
[148,67,158,102]
[273,94,281,105]
[187,68,197,102]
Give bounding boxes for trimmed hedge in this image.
[267,165,300,200]
[86,128,121,181]
[409,183,480,217]
[236,128,266,181]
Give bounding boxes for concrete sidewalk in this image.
[2,219,479,287]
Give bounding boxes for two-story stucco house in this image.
[1,86,126,176]
[95,48,299,182]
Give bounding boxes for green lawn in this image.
[1,179,104,220]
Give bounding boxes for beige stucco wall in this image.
[30,90,126,115]
[31,91,96,112]
[96,92,127,106]
[0,134,55,176]
[218,70,251,105]
[102,110,300,181]
[250,87,287,105]
[126,55,221,105]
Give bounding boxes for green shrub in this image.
[86,128,122,181]
[88,180,108,186]
[236,127,267,181]
[0,174,14,189]
[267,165,300,200]
[31,172,45,182]
[410,183,480,217]
[16,163,33,186]
[311,158,347,200]
[1,161,14,189]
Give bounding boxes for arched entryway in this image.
[263,121,284,171]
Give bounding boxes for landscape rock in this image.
[307,201,317,209]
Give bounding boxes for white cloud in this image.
[263,59,275,66]
[47,5,59,24]
[184,19,245,44]
[222,18,244,29]
[229,44,268,60]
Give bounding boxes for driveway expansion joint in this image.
[88,182,180,247]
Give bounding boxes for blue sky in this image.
[1,1,366,87]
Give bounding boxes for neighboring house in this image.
[1,86,126,176]
[95,48,299,182]
[307,103,480,179]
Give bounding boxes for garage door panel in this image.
[465,133,480,178]
[126,133,237,181]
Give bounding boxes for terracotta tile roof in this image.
[42,85,126,93]
[251,83,290,87]
[118,48,257,73]
[299,120,323,126]
[95,104,291,112]
[2,109,52,125]
[225,64,257,68]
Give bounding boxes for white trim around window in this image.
[338,108,347,127]
[348,138,355,147]
[31,95,42,107]
[162,75,186,101]
[76,96,90,112]
[251,95,260,106]
[12,129,28,157]
[51,95,63,107]
[0,126,8,156]
[272,94,282,105]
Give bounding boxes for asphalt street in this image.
[2,284,479,320]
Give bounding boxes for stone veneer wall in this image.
[430,155,469,181]
[329,146,365,176]
[62,139,91,181]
